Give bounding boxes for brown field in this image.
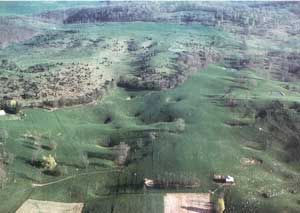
[16,199,84,213]
[164,193,213,213]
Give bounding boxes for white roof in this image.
[0,110,6,116]
[225,176,235,183]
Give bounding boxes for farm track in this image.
[31,169,121,188]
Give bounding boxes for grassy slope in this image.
[0,21,299,212]
[84,65,300,212]
[1,65,299,212]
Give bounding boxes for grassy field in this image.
[1,64,299,212]
[0,18,300,212]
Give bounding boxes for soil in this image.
[164,193,213,213]
[16,199,84,213]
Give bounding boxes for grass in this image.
[0,19,300,212]
[1,64,299,212]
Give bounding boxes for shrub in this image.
[175,118,186,132]
[42,154,57,170]
[3,100,22,114]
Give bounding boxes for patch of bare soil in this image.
[164,193,213,213]
[240,157,263,165]
[16,199,84,213]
